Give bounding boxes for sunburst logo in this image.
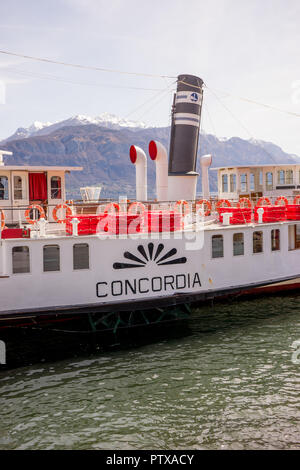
[113,243,187,270]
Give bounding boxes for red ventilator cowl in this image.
[149,140,158,160]
[129,145,137,164]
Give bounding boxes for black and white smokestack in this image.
[168,74,204,175]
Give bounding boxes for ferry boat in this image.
[0,74,299,335]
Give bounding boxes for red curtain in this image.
[57,177,61,199]
[29,173,47,201]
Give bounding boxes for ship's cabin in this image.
[0,150,82,224]
[211,164,300,202]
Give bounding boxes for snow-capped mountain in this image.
[3,121,53,142]
[1,113,147,144]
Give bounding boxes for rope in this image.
[134,86,175,122]
[0,49,176,79]
[5,67,166,91]
[203,102,217,136]
[207,85,300,118]
[125,82,176,119]
[177,79,203,91]
[206,86,254,138]
[206,86,292,164]
[2,51,299,118]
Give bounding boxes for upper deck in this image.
[0,151,83,224]
[211,163,300,201]
[0,147,299,242]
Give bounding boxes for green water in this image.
[0,294,299,450]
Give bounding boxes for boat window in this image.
[233,233,244,256]
[286,170,293,185]
[222,174,228,193]
[51,176,62,199]
[13,176,23,200]
[230,174,236,192]
[212,235,224,258]
[240,174,247,192]
[43,245,60,272]
[253,231,263,253]
[271,229,280,251]
[278,170,285,185]
[250,173,255,191]
[288,224,300,250]
[0,176,9,200]
[266,172,273,190]
[277,169,294,185]
[73,243,89,270]
[12,246,30,274]
[296,224,300,249]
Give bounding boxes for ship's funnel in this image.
[149,140,168,201]
[168,74,204,201]
[129,145,147,201]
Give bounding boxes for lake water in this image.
[0,293,299,450]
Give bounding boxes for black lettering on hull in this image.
[96,273,201,298]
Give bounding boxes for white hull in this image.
[1,220,299,317]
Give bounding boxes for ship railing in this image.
[57,195,300,233]
[0,194,299,238]
[0,194,298,218]
[0,194,299,218]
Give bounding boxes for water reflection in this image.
[0,293,299,450]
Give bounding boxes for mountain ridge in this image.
[1,120,299,198]
[1,113,148,144]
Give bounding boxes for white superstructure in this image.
[0,162,82,224]
[0,218,299,317]
[212,164,300,201]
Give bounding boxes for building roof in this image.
[0,165,83,172]
[210,163,300,171]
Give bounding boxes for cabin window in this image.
[278,170,285,185]
[222,174,228,193]
[12,246,30,274]
[266,172,273,190]
[51,176,62,199]
[286,170,293,185]
[253,231,263,253]
[73,243,89,270]
[233,233,244,256]
[288,224,300,250]
[0,176,9,200]
[230,174,236,192]
[271,229,280,251]
[240,174,247,192]
[43,245,60,272]
[13,176,23,200]
[212,235,224,258]
[296,225,300,249]
[277,170,294,185]
[250,173,255,191]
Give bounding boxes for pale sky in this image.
[0,0,300,155]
